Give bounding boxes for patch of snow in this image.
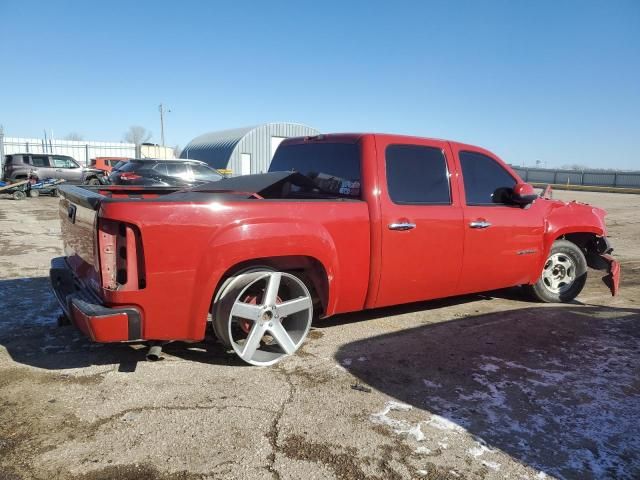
[341,358,352,366]
[425,414,464,432]
[415,446,431,455]
[479,363,500,372]
[481,460,501,471]
[437,442,449,449]
[357,356,367,362]
[422,378,442,389]
[370,401,425,442]
[468,441,494,457]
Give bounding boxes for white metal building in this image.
[181,123,320,175]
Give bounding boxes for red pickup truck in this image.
[51,133,620,365]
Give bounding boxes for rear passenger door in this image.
[375,138,464,308]
[454,147,545,294]
[29,155,55,180]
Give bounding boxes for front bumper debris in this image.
[585,237,621,296]
[599,254,621,296]
[49,257,142,341]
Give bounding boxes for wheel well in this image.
[562,233,598,250]
[214,256,329,316]
[560,232,612,268]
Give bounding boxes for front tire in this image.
[87,177,101,186]
[213,270,313,366]
[526,239,587,303]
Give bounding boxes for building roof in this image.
[181,123,320,170]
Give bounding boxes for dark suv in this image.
[2,153,105,185]
[109,159,223,186]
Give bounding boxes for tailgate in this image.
[58,185,105,288]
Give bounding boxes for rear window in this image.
[269,142,361,198]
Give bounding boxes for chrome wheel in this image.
[215,271,313,366]
[542,253,576,294]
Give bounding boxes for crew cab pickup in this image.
[50,133,620,365]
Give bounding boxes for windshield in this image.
[268,142,361,198]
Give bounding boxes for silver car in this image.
[2,153,105,185]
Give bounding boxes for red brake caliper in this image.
[239,292,283,334]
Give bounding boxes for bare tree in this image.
[123,126,152,145]
[64,132,84,141]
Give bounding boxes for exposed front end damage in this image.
[584,237,621,296]
[545,200,621,296]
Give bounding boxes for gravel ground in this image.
[0,191,638,480]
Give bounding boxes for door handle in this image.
[469,220,492,229]
[388,222,416,231]
[55,169,63,172]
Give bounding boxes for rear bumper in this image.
[50,257,142,342]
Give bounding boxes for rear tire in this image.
[526,239,587,303]
[212,269,313,366]
[13,190,26,200]
[87,177,101,186]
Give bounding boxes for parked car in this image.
[108,159,223,186]
[3,153,106,185]
[50,133,620,366]
[90,157,131,174]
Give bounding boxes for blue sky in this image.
[1,0,638,169]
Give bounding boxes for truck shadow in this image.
[0,277,243,371]
[336,304,640,479]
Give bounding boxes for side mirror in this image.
[512,182,537,206]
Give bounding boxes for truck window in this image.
[269,142,361,198]
[460,151,516,205]
[385,145,451,204]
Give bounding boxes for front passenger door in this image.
[456,148,545,294]
[52,156,82,183]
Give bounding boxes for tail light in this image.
[119,172,142,181]
[98,219,146,290]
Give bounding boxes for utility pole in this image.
[159,103,171,146]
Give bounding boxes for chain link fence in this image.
[0,131,136,169]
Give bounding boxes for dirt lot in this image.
[0,191,638,480]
